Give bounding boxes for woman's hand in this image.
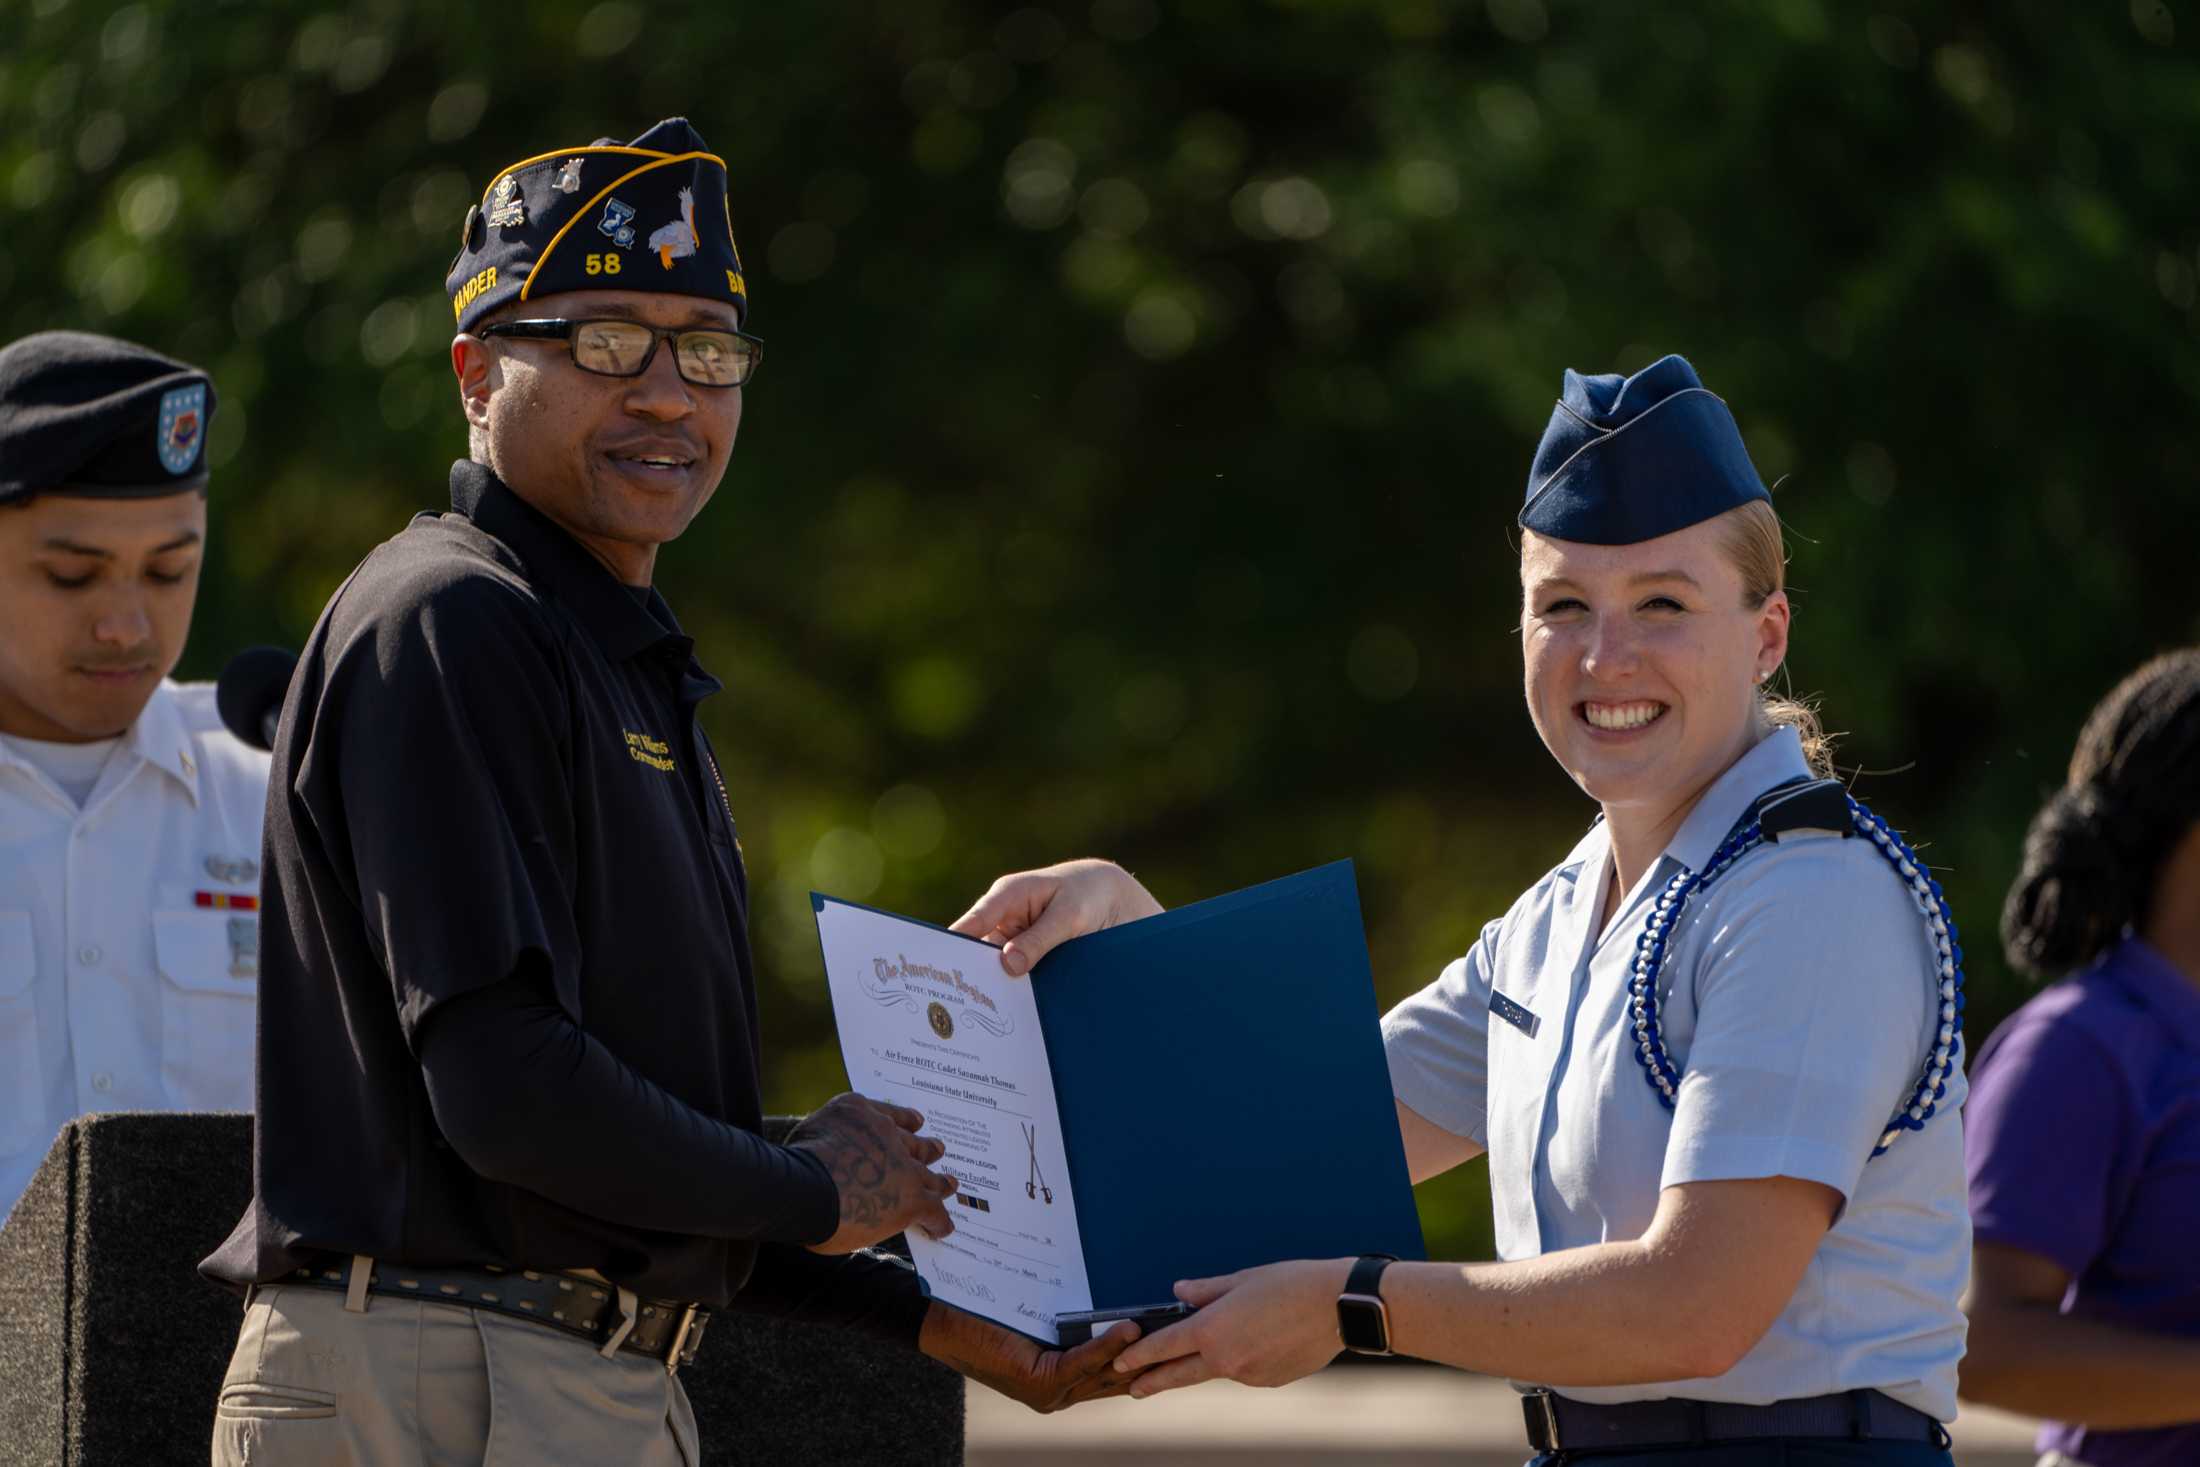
[1110,1259,1352,1398]
[951,859,1164,975]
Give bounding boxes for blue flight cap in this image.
[1517,354,1769,545]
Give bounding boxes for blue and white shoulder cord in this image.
[1627,788,1964,1157]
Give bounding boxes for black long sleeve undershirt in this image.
[415,973,931,1344]
[418,973,837,1244]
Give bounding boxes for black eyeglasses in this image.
[477,318,764,388]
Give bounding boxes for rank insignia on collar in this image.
[486,174,525,229]
[554,157,584,194]
[227,916,258,978]
[647,187,700,269]
[156,384,207,475]
[598,197,637,249]
[205,854,258,884]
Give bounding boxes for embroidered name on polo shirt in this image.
[623,729,675,772]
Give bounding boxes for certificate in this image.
[812,862,1424,1346]
[813,898,1095,1340]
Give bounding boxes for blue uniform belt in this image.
[1521,1386,1948,1453]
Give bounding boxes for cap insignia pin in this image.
[155,384,207,475]
[646,187,700,270]
[597,198,638,249]
[486,174,526,229]
[553,158,584,194]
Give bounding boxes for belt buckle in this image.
[1522,1388,1562,1451]
[664,1304,700,1376]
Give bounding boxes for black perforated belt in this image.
[1521,1387,1949,1454]
[274,1255,709,1373]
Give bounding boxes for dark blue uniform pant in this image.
[1530,1440,1954,1465]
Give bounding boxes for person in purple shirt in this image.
[1960,648,2200,1467]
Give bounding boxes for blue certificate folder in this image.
[815,860,1423,1323]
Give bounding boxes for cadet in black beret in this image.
[0,331,270,1221]
[202,118,1134,1465]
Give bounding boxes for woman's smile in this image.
[1580,699,1669,733]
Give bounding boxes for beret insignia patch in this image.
[156,383,208,475]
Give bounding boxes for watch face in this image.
[1337,1294,1389,1354]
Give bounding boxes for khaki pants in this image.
[210,1283,698,1466]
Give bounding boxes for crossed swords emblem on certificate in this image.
[1023,1121,1053,1205]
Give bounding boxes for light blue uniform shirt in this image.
[1382,727,1969,1421]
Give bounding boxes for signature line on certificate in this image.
[949,1218,1068,1271]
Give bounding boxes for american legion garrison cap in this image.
[0,330,216,508]
[446,117,748,334]
[1518,354,1770,545]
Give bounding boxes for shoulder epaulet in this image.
[1755,777,1852,843]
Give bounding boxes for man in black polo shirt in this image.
[201,118,1135,1465]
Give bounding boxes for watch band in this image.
[1337,1253,1398,1356]
[1346,1254,1395,1298]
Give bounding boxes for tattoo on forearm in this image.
[812,1119,900,1228]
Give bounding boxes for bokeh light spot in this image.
[892,655,984,739]
[1124,290,1198,359]
[874,785,947,861]
[426,81,488,144]
[576,2,644,58]
[812,827,885,901]
[1004,138,1078,229]
[119,172,180,239]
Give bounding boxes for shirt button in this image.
[91,1073,113,1094]
[78,945,102,965]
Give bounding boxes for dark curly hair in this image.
[2002,649,2200,978]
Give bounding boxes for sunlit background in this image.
[5,0,2195,1261]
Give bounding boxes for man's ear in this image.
[452,333,499,432]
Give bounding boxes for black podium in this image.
[0,1114,963,1465]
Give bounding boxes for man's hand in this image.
[786,1094,958,1254]
[951,859,1164,976]
[919,1302,1142,1412]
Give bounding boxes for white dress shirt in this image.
[0,679,271,1221]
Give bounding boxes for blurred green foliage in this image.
[5,0,2196,1266]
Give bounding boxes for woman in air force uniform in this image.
[954,355,1971,1465]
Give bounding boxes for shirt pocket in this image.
[151,910,257,1111]
[0,912,40,1154]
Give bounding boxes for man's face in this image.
[456,289,744,583]
[0,490,207,742]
